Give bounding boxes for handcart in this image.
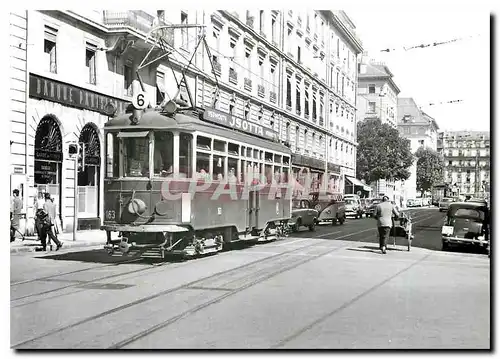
[389,211,413,251]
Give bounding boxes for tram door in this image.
[246,161,260,231]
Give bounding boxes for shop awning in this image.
[345,176,372,192]
[117,131,150,138]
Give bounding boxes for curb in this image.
[10,241,105,254]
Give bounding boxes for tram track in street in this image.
[12,210,443,349]
[11,209,438,308]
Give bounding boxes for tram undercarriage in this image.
[103,220,290,260]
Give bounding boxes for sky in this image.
[347,9,491,132]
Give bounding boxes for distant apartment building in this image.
[355,56,401,200]
[357,56,399,128]
[397,97,440,201]
[437,131,490,199]
[9,9,364,234]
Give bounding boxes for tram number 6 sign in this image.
[132,91,148,110]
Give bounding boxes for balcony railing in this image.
[257,84,265,98]
[244,77,252,91]
[213,61,221,75]
[229,68,238,84]
[103,11,174,45]
[270,91,277,103]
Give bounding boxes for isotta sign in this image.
[202,108,277,141]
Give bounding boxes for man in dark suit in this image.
[374,195,400,254]
[41,193,63,250]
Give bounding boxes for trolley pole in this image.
[73,143,79,241]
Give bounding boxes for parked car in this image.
[309,192,346,225]
[406,199,414,207]
[290,199,318,232]
[441,201,490,253]
[344,197,364,219]
[360,198,372,216]
[413,198,423,207]
[438,197,454,212]
[365,198,383,217]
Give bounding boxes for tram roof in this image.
[105,108,291,154]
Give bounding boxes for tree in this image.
[356,119,414,184]
[415,147,444,196]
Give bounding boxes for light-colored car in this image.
[413,198,423,207]
[438,197,454,212]
[290,199,318,232]
[344,197,363,219]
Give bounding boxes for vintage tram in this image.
[102,102,292,259]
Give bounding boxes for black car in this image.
[365,198,382,217]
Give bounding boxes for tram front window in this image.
[123,137,149,177]
[154,131,174,177]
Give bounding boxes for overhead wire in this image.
[379,33,483,53]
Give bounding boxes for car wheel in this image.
[292,219,301,232]
[339,216,345,225]
[442,240,449,251]
[309,220,316,232]
[331,218,337,226]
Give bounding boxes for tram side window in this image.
[265,164,273,184]
[196,152,210,180]
[106,133,119,178]
[123,136,149,177]
[213,155,225,181]
[228,157,238,184]
[282,167,289,183]
[179,133,192,178]
[153,131,174,177]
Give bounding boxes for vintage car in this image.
[309,192,346,225]
[438,197,454,212]
[290,199,319,232]
[441,201,490,253]
[365,198,383,217]
[344,197,364,219]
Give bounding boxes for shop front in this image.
[345,175,372,198]
[28,73,129,232]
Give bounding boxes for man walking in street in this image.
[10,189,23,242]
[374,195,400,254]
[42,193,63,250]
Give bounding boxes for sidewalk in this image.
[10,230,108,254]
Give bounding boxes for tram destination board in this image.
[202,108,278,141]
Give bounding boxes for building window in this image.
[329,66,334,88]
[85,43,97,85]
[245,48,252,78]
[156,71,165,105]
[212,27,221,64]
[295,78,301,114]
[341,76,345,97]
[312,92,317,120]
[287,27,293,53]
[336,38,340,57]
[368,102,376,113]
[44,25,57,74]
[304,86,309,116]
[181,12,188,48]
[229,103,235,115]
[286,76,292,109]
[271,16,277,43]
[369,84,375,94]
[270,62,277,91]
[297,46,301,63]
[124,62,133,96]
[336,71,339,92]
[259,10,264,33]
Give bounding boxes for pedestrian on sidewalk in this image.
[374,195,400,254]
[42,193,63,251]
[10,189,23,242]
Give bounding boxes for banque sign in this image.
[202,108,278,141]
[29,74,130,116]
